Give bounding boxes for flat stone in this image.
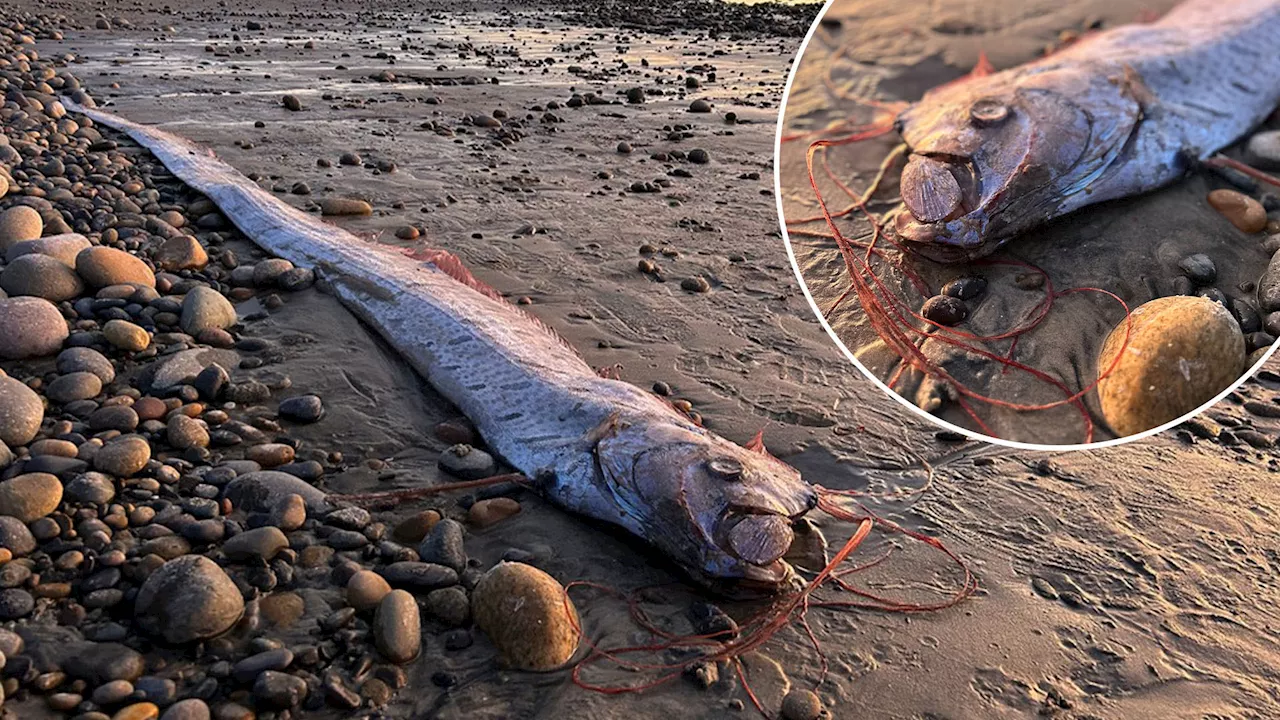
[94,435,151,477]
[64,642,146,684]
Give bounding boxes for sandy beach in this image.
[0,0,1277,718]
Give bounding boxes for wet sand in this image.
[779,0,1279,445]
[7,0,1280,718]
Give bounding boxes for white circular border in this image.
[771,2,1280,452]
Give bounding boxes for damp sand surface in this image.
[11,0,1280,718]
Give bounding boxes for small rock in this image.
[160,699,210,720]
[0,473,62,522]
[374,589,421,663]
[223,526,289,562]
[135,555,245,643]
[224,470,331,513]
[0,516,35,556]
[424,586,470,627]
[0,296,68,358]
[472,562,580,670]
[180,286,236,335]
[0,374,43,446]
[246,443,294,468]
[103,319,150,352]
[941,276,986,300]
[320,198,372,216]
[76,246,156,288]
[688,99,712,113]
[438,444,496,479]
[268,493,306,531]
[1207,189,1268,234]
[0,206,43,250]
[920,294,967,325]
[1,253,84,301]
[1097,296,1244,436]
[469,497,521,527]
[347,570,392,612]
[1178,253,1217,285]
[5,232,91,267]
[278,395,323,423]
[57,347,115,384]
[254,670,308,708]
[94,435,151,477]
[167,415,210,450]
[392,509,441,544]
[418,518,466,571]
[781,689,823,720]
[0,588,33,619]
[46,371,102,404]
[282,95,302,112]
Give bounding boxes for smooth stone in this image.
[346,570,392,612]
[0,206,42,250]
[438,444,496,480]
[57,347,115,384]
[374,589,421,664]
[468,497,521,528]
[1207,189,1268,234]
[160,699,210,720]
[6,233,91,266]
[268,493,306,531]
[135,555,245,643]
[423,586,470,627]
[223,526,288,562]
[781,689,823,720]
[392,509,441,544]
[418,518,466,571]
[0,472,62,521]
[278,395,323,423]
[103,319,150,352]
[94,435,151,477]
[64,472,117,505]
[0,296,68,358]
[1097,296,1245,436]
[0,516,36,556]
[232,648,293,683]
[0,374,43,446]
[253,670,308,709]
[320,198,372,216]
[180,286,236,335]
[167,414,209,450]
[1246,129,1280,170]
[77,246,157,288]
[64,642,146,684]
[156,234,208,271]
[472,562,580,670]
[379,561,458,590]
[0,588,33,618]
[146,348,238,392]
[223,471,330,513]
[46,371,103,404]
[112,703,160,720]
[1,253,84,301]
[1178,253,1217,285]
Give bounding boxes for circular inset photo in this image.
[776,0,1280,447]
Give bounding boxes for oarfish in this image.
[892,0,1280,262]
[63,100,818,593]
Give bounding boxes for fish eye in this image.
[969,98,1009,126]
[707,457,743,480]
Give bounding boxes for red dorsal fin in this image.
[403,247,507,303]
[970,51,995,79]
[597,364,623,380]
[745,429,767,454]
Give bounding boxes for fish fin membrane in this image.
[745,429,768,453]
[971,51,995,78]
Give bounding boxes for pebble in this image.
[374,589,421,663]
[0,373,44,446]
[135,555,245,643]
[0,206,42,249]
[64,642,146,684]
[419,518,467,571]
[103,319,151,352]
[0,472,62,521]
[224,470,331,513]
[472,562,580,670]
[0,588,33,618]
[1178,253,1216,285]
[781,689,823,720]
[58,347,115,384]
[941,275,987,300]
[94,435,152,477]
[1097,296,1245,436]
[223,526,289,562]
[246,443,294,467]
[180,286,237,335]
[689,99,712,113]
[5,232,91,267]
[438,443,496,479]
[347,569,392,611]
[156,234,208,271]
[0,515,36,556]
[392,509,441,543]
[47,371,103,404]
[77,246,157,288]
[1,253,84,301]
[278,394,324,423]
[65,472,116,504]
[468,497,521,527]
[424,586,470,627]
[681,276,711,293]
[268,493,306,530]
[113,703,161,720]
[920,294,967,325]
[380,561,459,590]
[167,414,210,450]
[0,296,68,358]
[160,699,210,720]
[1246,129,1280,169]
[1207,189,1268,234]
[320,198,373,216]
[252,258,294,287]
[253,670,308,708]
[232,648,293,683]
[93,679,136,705]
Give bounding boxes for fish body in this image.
[894,0,1280,262]
[64,100,817,591]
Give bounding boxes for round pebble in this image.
[0,253,84,301]
[1207,189,1268,234]
[57,347,115,384]
[0,473,62,522]
[1097,296,1245,436]
[347,570,392,612]
[374,589,421,663]
[471,561,580,670]
[0,373,43,446]
[438,444,496,479]
[920,294,967,326]
[0,205,42,250]
[0,296,68,358]
[135,555,245,643]
[180,286,236,335]
[94,435,151,477]
[103,319,150,352]
[76,246,156,288]
[781,689,823,720]
[46,371,103,404]
[469,497,521,527]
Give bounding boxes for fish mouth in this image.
[895,152,991,263]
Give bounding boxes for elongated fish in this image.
[892,0,1280,262]
[62,100,817,592]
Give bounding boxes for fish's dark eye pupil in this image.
[707,458,743,480]
[970,99,1008,126]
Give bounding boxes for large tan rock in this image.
[76,246,156,288]
[471,562,580,670]
[0,473,62,522]
[1097,296,1245,436]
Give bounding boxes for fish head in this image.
[893,66,1140,262]
[596,419,818,593]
